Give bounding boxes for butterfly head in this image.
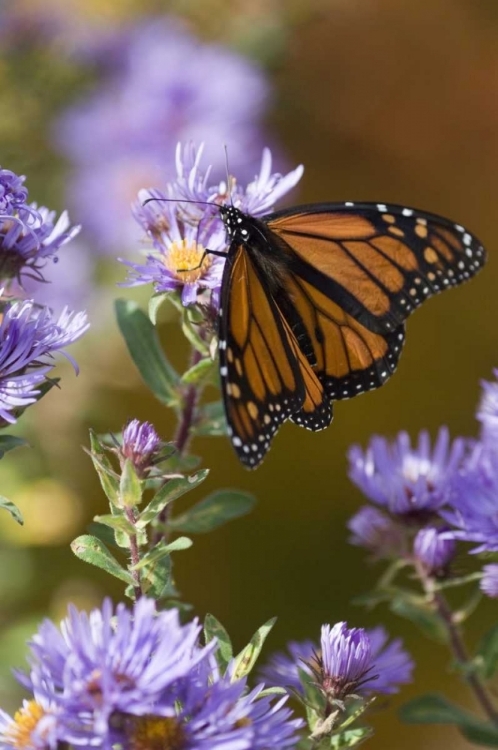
[219,205,251,243]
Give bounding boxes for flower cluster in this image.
[124,142,303,310]
[1,598,303,750]
[347,370,498,593]
[55,19,271,252]
[0,168,80,283]
[260,623,413,700]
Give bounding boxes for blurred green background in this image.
[1,1,498,747]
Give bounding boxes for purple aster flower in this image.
[477,370,498,445]
[120,419,162,477]
[259,640,315,694]
[413,527,456,575]
[366,626,414,695]
[442,443,498,552]
[23,598,215,746]
[0,299,88,424]
[0,168,80,283]
[265,625,413,699]
[348,428,466,520]
[124,143,303,310]
[480,564,498,598]
[124,188,226,307]
[347,505,407,558]
[55,18,270,252]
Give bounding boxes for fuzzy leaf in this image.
[0,496,23,525]
[204,614,233,671]
[0,435,28,458]
[390,598,447,643]
[138,470,209,528]
[148,293,171,325]
[71,535,134,585]
[400,693,498,746]
[192,401,228,437]
[88,430,119,505]
[181,357,217,386]
[131,537,192,571]
[181,307,210,356]
[119,459,142,508]
[330,727,373,748]
[141,553,176,600]
[93,513,136,535]
[115,299,180,406]
[232,617,277,680]
[169,489,256,534]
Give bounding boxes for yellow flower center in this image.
[6,701,45,748]
[126,715,186,750]
[165,239,212,285]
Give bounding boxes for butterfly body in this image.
[217,202,486,468]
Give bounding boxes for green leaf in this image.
[181,307,210,356]
[88,430,119,505]
[148,293,171,325]
[115,299,180,406]
[87,522,118,549]
[390,597,448,643]
[204,614,233,671]
[192,401,227,437]
[232,617,277,680]
[181,357,217,386]
[400,694,498,746]
[169,489,256,534]
[330,727,373,748]
[71,535,134,585]
[477,623,498,679]
[131,536,192,571]
[138,470,209,528]
[0,496,23,525]
[0,435,28,458]
[93,513,136,535]
[141,551,176,600]
[119,459,142,508]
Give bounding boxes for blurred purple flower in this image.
[413,527,456,575]
[477,370,498,445]
[55,18,270,252]
[0,168,80,283]
[0,299,88,424]
[480,564,498,598]
[124,143,303,309]
[261,625,413,698]
[348,428,466,520]
[347,505,407,558]
[12,239,94,316]
[442,443,498,553]
[259,640,315,693]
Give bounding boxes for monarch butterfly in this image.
[216,201,486,468]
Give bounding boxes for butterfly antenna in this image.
[224,144,233,206]
[142,196,216,209]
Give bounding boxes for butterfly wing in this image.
[266,202,486,334]
[218,242,332,467]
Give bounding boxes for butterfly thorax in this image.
[219,205,294,294]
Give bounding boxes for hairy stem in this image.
[125,507,142,600]
[419,566,498,725]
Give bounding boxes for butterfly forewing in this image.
[219,243,320,467]
[266,202,486,333]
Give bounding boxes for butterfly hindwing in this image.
[266,202,486,334]
[282,271,407,402]
[219,243,331,468]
